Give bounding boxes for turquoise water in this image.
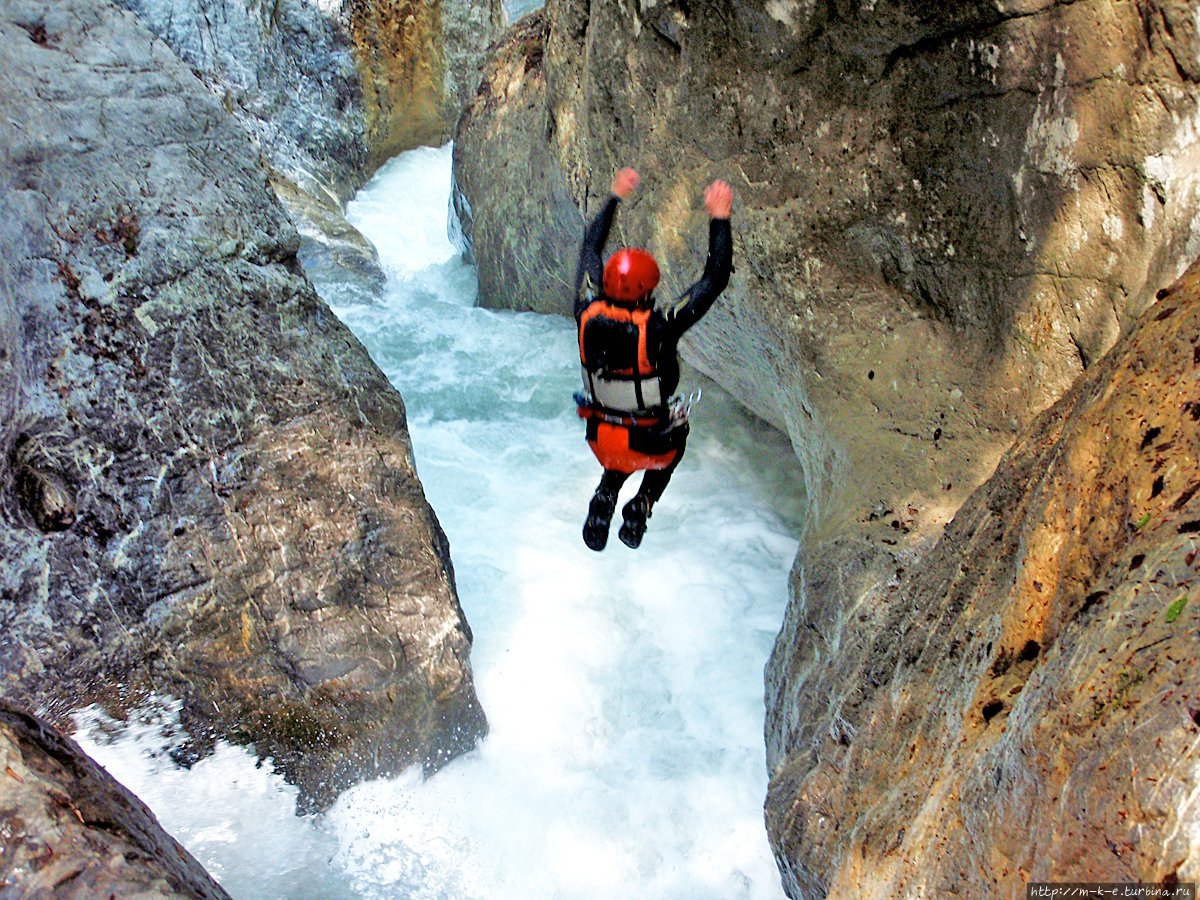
[79,144,803,899]
[504,0,543,22]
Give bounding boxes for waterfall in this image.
[78,143,803,899]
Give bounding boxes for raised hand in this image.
[704,180,733,219]
[613,167,640,199]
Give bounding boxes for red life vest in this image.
[576,403,684,473]
[577,298,665,413]
[577,298,681,473]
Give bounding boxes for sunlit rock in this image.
[766,256,1200,894]
[458,0,1200,532]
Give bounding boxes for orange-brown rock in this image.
[766,259,1200,894]
[348,0,505,171]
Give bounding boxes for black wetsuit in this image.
[575,194,733,509]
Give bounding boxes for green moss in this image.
[1166,596,1188,623]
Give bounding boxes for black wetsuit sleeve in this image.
[574,196,620,321]
[662,217,733,338]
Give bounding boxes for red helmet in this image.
[603,248,660,303]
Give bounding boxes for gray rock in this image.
[343,0,505,171]
[111,0,505,293]
[112,0,369,203]
[452,11,583,312]
[0,699,230,898]
[112,0,504,203]
[0,0,485,811]
[443,0,509,122]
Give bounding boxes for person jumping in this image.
[574,166,733,551]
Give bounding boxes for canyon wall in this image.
[766,259,1199,893]
[115,0,504,203]
[0,0,485,813]
[453,0,1200,892]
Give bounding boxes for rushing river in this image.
[77,144,804,899]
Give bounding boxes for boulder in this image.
[0,0,485,811]
[0,700,229,898]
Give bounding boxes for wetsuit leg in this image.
[583,469,629,552]
[619,428,688,549]
[637,445,685,503]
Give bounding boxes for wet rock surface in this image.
[0,0,485,810]
[0,700,229,898]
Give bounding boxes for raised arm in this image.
[663,180,733,336]
[574,167,640,320]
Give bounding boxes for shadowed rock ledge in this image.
[0,0,485,813]
[0,700,229,898]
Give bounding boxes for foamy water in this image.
[77,144,803,899]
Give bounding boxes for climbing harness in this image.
[573,388,698,474]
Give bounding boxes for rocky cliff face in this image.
[453,11,584,312]
[767,260,1200,893]
[461,0,1200,531]
[111,0,366,203]
[0,0,485,810]
[345,0,506,171]
[115,0,504,201]
[453,0,1200,891]
[0,700,229,898]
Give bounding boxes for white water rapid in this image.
[76,144,804,899]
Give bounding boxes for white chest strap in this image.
[582,366,665,413]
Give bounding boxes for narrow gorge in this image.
[455,0,1200,891]
[1,0,1197,897]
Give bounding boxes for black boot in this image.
[583,487,619,551]
[618,494,652,549]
